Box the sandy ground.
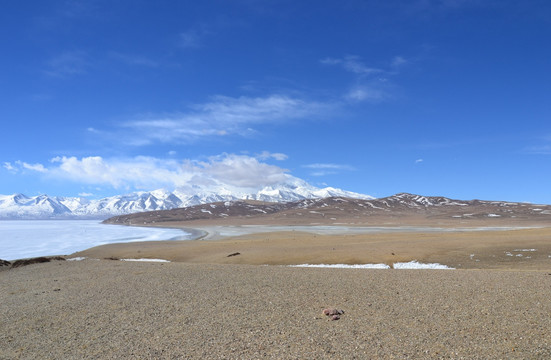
[2,260,551,359]
[72,226,551,270]
[3,224,551,358]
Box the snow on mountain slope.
[0,193,71,218]
[0,175,373,219]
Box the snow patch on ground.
[290,263,390,269]
[120,258,170,262]
[289,261,455,270]
[393,261,455,269]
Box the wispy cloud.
[44,50,90,77]
[321,55,383,76]
[415,158,424,163]
[4,161,49,173]
[179,24,211,48]
[8,153,290,191]
[3,162,15,171]
[257,151,288,161]
[523,145,551,155]
[115,94,329,145]
[391,56,408,68]
[346,86,388,103]
[303,163,355,176]
[322,54,406,103]
[108,52,159,67]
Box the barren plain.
[2,194,551,359]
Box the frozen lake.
[0,220,191,260]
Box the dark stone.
[323,308,344,316]
[0,259,11,267]
[227,252,241,257]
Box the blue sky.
[1,0,550,203]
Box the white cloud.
[118,94,328,145]
[3,162,15,171]
[415,158,424,163]
[78,192,94,197]
[16,161,48,173]
[303,163,355,176]
[196,154,288,188]
[257,151,288,161]
[48,156,186,189]
[16,153,290,191]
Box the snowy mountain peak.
[0,177,373,219]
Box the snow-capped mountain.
[0,176,373,219]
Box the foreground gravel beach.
[1,259,550,359]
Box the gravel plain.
[1,259,551,359]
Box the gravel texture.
[1,260,551,359]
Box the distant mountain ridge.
[0,176,373,220]
[104,192,551,227]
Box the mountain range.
[0,176,372,220]
[104,192,551,227]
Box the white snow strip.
[289,261,455,269]
[290,263,390,269]
[513,249,537,252]
[392,261,455,269]
[120,258,170,262]
[487,213,501,217]
[66,257,86,261]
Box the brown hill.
[103,193,551,227]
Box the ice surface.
[0,220,190,260]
